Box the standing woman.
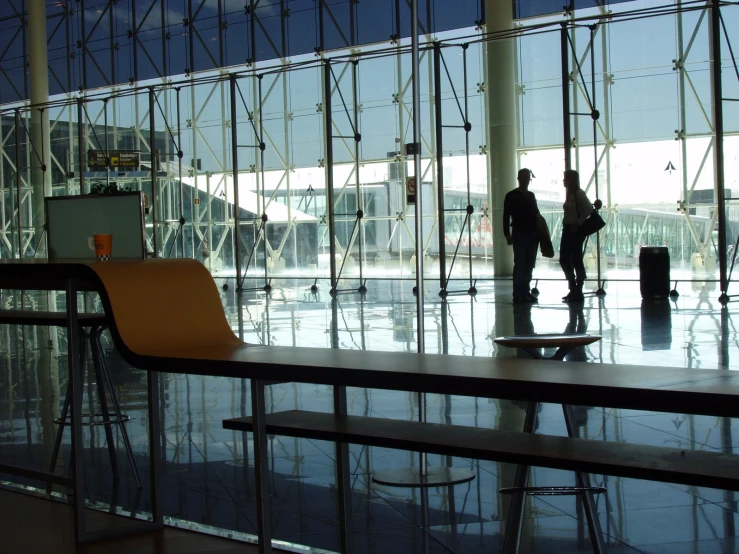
[560,169,593,302]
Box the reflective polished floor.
[1,276,739,553]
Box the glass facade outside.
[0,1,736,292]
[1,1,739,552]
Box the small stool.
[50,321,141,489]
[499,485,607,551]
[494,334,606,554]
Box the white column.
[484,0,517,276]
[28,0,57,466]
[28,0,51,236]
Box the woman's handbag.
[579,209,606,236]
[576,196,606,236]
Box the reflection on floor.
[1,277,738,553]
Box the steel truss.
[0,1,735,296]
[434,42,477,297]
[511,1,736,296]
[562,19,608,297]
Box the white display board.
[46,193,145,260]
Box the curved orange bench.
[88,259,244,361]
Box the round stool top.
[494,333,602,349]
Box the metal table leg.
[562,404,606,554]
[147,370,164,529]
[66,279,87,542]
[251,379,272,554]
[334,385,354,553]
[501,400,538,554]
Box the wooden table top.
[2,258,738,421]
[147,342,739,419]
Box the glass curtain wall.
[0,2,737,289]
[516,1,737,291]
[2,1,739,551]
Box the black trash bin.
[639,246,670,299]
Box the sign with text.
[406,177,416,205]
[88,150,140,169]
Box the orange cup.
[92,234,113,261]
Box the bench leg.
[334,385,354,553]
[49,332,87,477]
[251,379,272,554]
[562,405,606,554]
[65,280,88,543]
[92,326,142,489]
[90,331,119,481]
[501,400,538,554]
[147,371,164,529]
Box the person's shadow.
[512,302,535,358]
[510,303,542,424]
[564,304,592,428]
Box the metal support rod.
[678,0,689,246]
[149,88,159,257]
[14,110,22,256]
[410,0,426,482]
[325,60,338,292]
[352,60,364,287]
[445,214,471,284]
[336,217,359,283]
[177,88,185,257]
[434,43,447,291]
[590,26,603,289]
[258,76,269,288]
[710,0,728,296]
[463,46,473,290]
[103,100,111,189]
[239,220,265,289]
[231,76,243,285]
[411,0,424,352]
[561,25,572,171]
[77,99,86,196]
[80,0,88,90]
[600,12,613,247]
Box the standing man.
[503,168,540,303]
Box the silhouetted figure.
[504,168,540,304]
[560,169,593,303]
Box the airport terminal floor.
[1,276,738,553]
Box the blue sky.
[0,0,638,101]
